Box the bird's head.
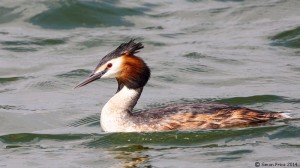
[75,40,151,90]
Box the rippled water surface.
[1,0,300,167]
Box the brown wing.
[131,102,285,131]
[161,106,284,130]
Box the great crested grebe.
[75,40,290,132]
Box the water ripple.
[1,38,66,46]
[56,69,91,78]
[67,113,99,127]
[271,27,300,48]
[0,133,90,144]
[0,76,26,84]
[0,7,22,24]
[216,95,300,105]
[1,38,67,52]
[85,125,287,148]
[183,52,241,64]
[28,0,149,29]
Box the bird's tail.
[278,112,292,119]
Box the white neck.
[100,86,142,132]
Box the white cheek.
[101,58,123,78]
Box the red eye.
[107,63,112,68]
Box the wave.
[28,0,149,29]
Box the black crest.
[114,39,144,56]
[95,39,144,69]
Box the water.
[1,0,300,167]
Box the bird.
[75,39,290,132]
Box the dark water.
[1,0,300,167]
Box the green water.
[1,0,300,167]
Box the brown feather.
[129,103,286,131]
[117,55,150,89]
